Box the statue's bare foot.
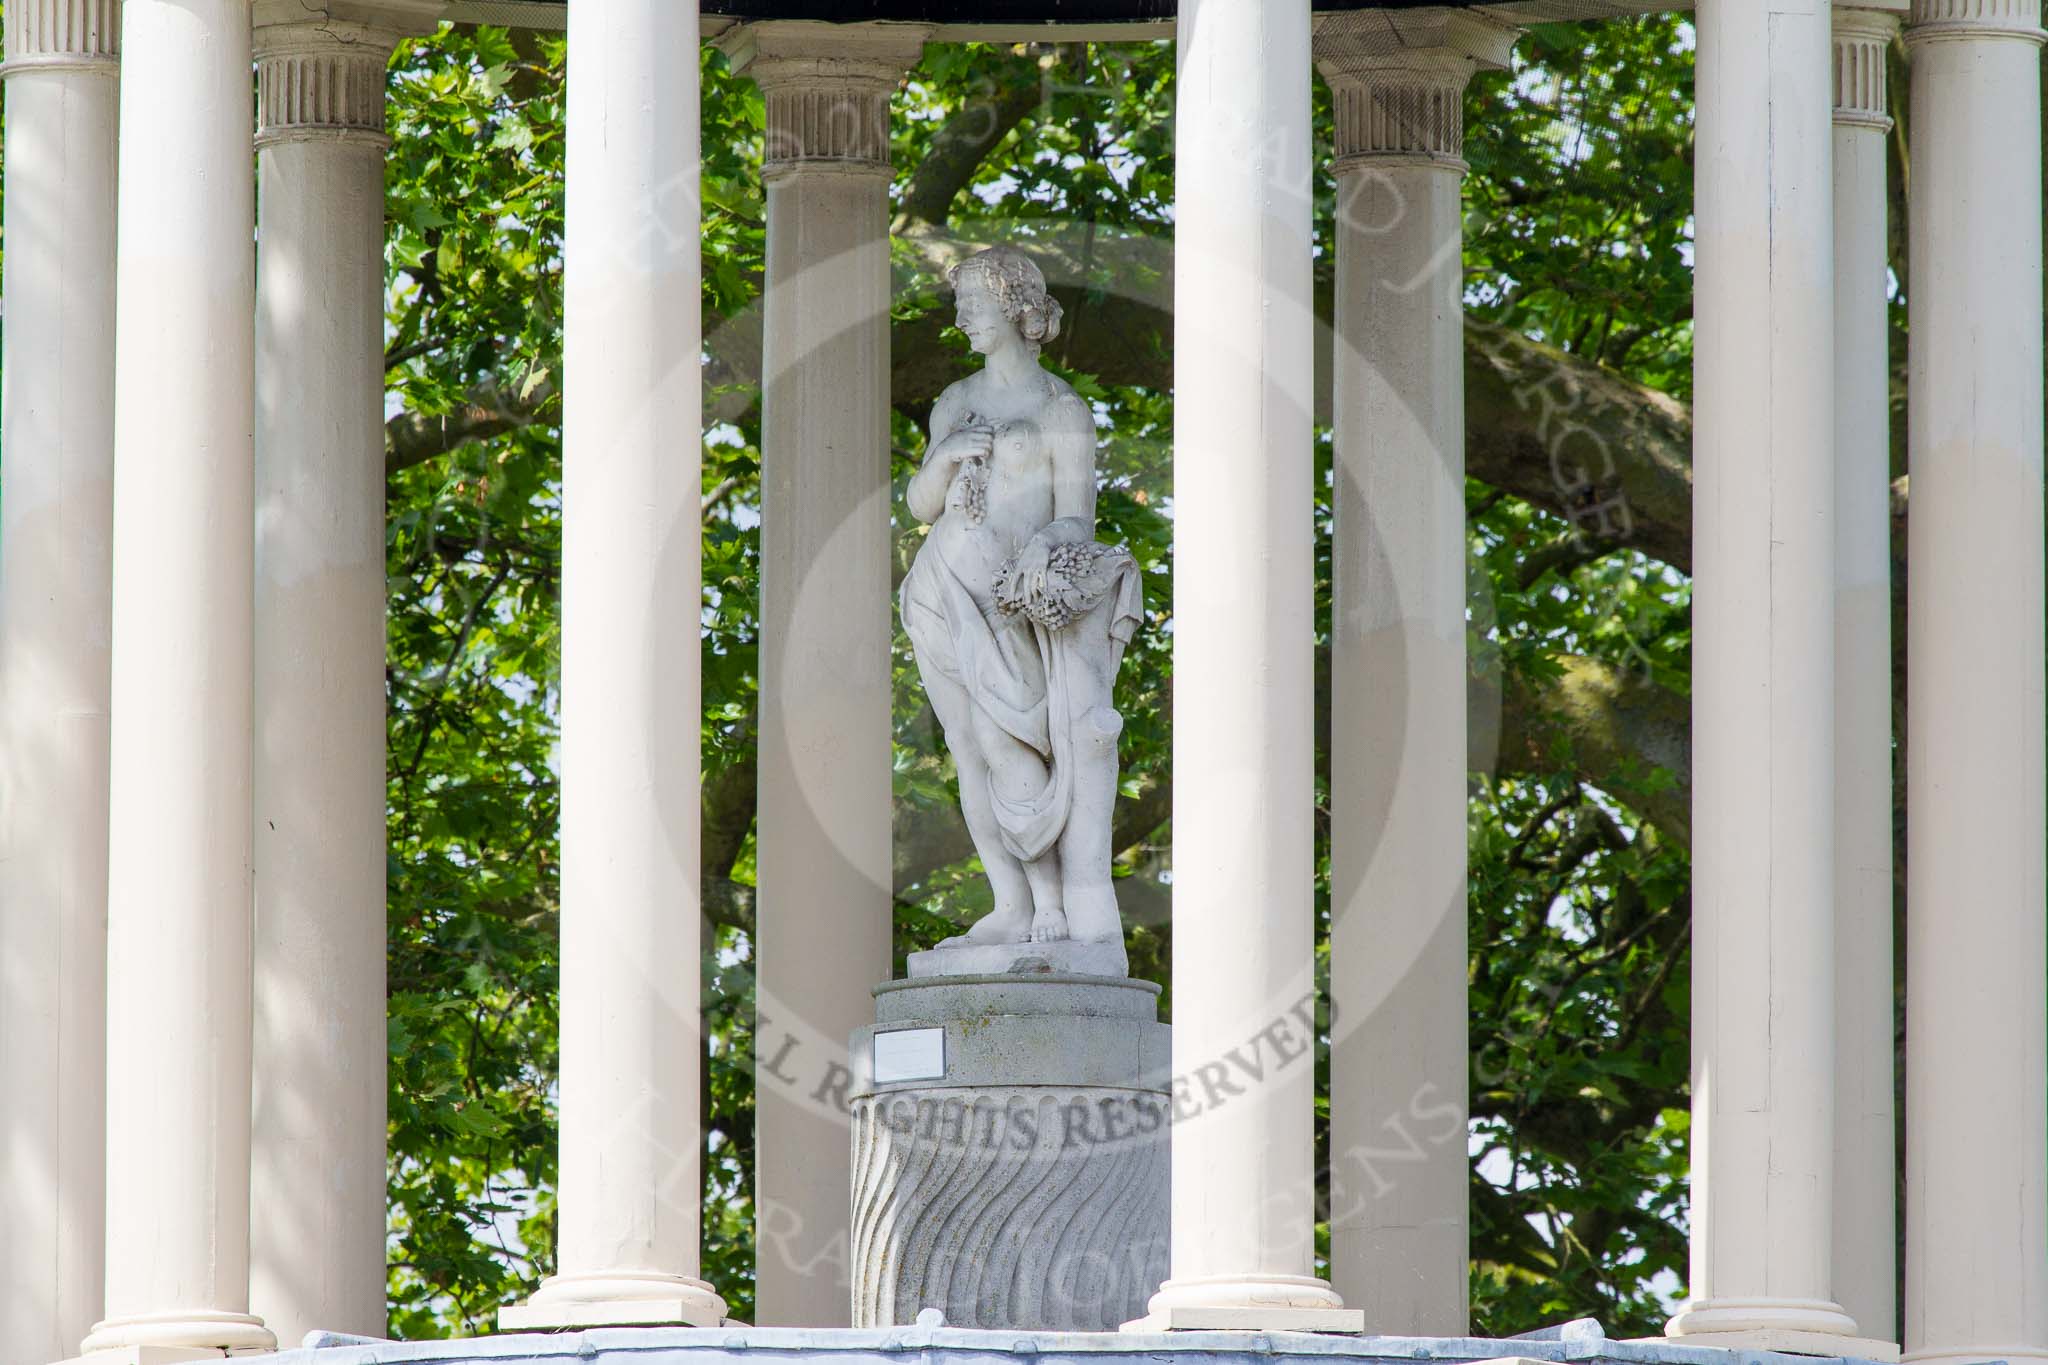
[938,903,1033,948]
[1029,906,1069,942]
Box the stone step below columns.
[1629,1331,1901,1361]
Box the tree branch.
[1478,653,1693,851]
[889,231,1697,574]
[386,231,1706,592]
[892,55,1046,233]
[385,375,555,478]
[1463,321,1694,574]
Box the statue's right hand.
[937,426,994,464]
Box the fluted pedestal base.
[850,973,1170,1330]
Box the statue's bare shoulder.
[1042,382,1095,438]
[929,382,974,441]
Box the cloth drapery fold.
[901,524,1141,863]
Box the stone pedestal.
[849,973,1170,1331]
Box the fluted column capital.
[2,0,119,77]
[1834,5,1903,130]
[1906,0,2046,45]
[1313,9,1519,174]
[252,0,443,147]
[718,20,930,181]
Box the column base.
[55,1350,249,1358]
[498,1271,729,1331]
[1121,1275,1365,1333]
[1666,1299,1864,1345]
[1636,1330,1900,1361]
[56,1348,270,1364]
[77,1312,276,1357]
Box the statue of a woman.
[901,247,1141,967]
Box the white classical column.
[1669,0,1860,1350]
[248,3,437,1345]
[1829,2,1903,1346]
[83,0,274,1354]
[0,1,119,1359]
[719,20,927,1327]
[1901,5,2048,1364]
[1316,12,1513,1337]
[1127,0,1359,1333]
[498,0,727,1332]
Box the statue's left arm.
[1042,390,1099,542]
[1007,391,1100,589]
[995,387,1139,646]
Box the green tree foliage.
[1460,25,1697,1329]
[374,18,1710,1339]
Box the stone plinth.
[848,974,1170,1331]
[257,1320,1909,1364]
[907,938,1128,980]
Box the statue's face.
[954,275,1009,356]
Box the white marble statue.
[901,246,1141,961]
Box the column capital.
[252,0,443,147]
[1906,0,2046,45]
[1313,9,1519,173]
[718,20,931,180]
[1833,5,1903,131]
[2,0,119,78]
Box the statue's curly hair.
[947,246,1064,346]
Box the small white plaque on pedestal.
[873,1027,945,1083]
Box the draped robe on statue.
[901,516,1142,864]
